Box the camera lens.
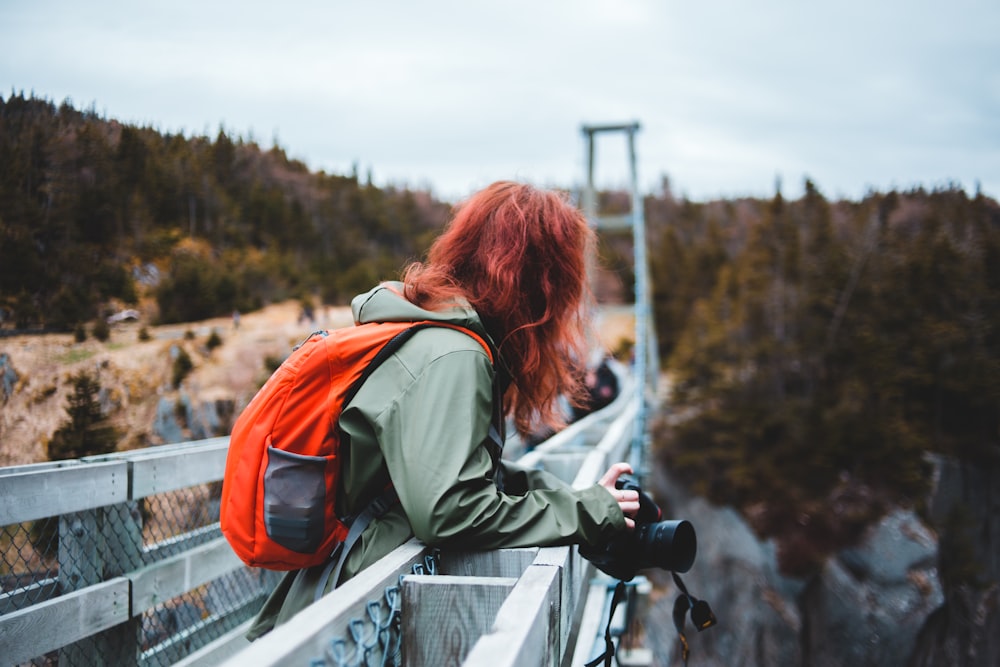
[636,519,696,573]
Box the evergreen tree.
[655,184,1000,572]
[48,371,119,460]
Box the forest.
[649,182,1000,572]
[3,92,998,572]
[0,92,450,330]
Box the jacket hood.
[351,282,489,339]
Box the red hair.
[403,181,595,435]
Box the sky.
[2,0,998,203]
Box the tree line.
[0,92,449,329]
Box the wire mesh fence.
[1,516,60,613]
[1,474,279,666]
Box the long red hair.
[403,181,595,435]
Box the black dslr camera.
[580,474,696,581]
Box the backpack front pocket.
[263,446,327,553]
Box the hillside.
[0,92,451,332]
[0,302,352,467]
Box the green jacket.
[247,283,624,639]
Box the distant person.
[232,310,240,330]
[247,181,639,639]
[572,354,620,421]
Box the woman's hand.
[598,462,639,530]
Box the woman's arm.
[373,349,628,549]
[500,460,638,529]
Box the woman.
[248,181,638,639]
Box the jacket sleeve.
[498,459,576,496]
[369,348,626,550]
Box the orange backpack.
[220,320,494,571]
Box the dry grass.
[0,302,352,467]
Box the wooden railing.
[1,364,641,666]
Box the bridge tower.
[579,122,658,481]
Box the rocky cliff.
[644,456,999,667]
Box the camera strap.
[671,572,718,665]
[583,580,628,667]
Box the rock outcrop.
[0,352,17,402]
[800,509,942,667]
[909,454,1000,667]
[152,393,237,444]
[641,454,999,667]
